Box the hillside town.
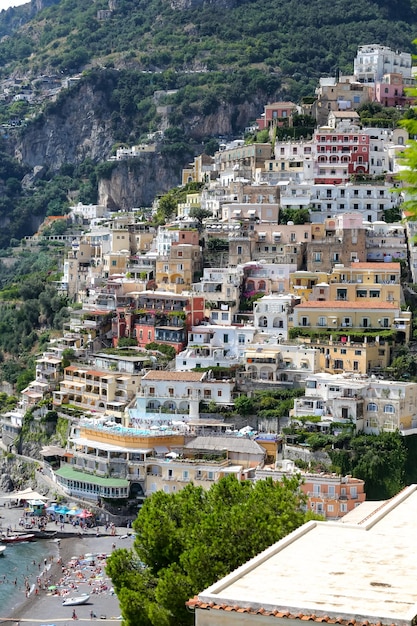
[4,43,417,522]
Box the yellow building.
[291,300,411,342]
[52,365,141,419]
[290,262,403,306]
[156,243,202,294]
[177,192,202,219]
[299,336,390,375]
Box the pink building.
[375,73,416,108]
[314,128,370,184]
[257,101,297,130]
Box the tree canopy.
[106,474,318,625]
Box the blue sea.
[0,539,58,616]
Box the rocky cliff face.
[15,82,115,170]
[186,101,261,139]
[13,71,264,208]
[98,156,182,209]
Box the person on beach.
[72,609,78,619]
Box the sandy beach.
[0,504,135,626]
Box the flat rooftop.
[194,485,417,625]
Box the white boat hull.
[62,594,90,606]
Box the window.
[328,485,335,496]
[369,290,380,298]
[327,504,334,513]
[223,334,229,343]
[384,404,395,413]
[318,316,327,327]
[340,503,347,513]
[367,403,377,412]
[354,350,362,356]
[221,312,228,320]
[238,334,245,344]
[301,317,309,327]
[314,252,321,262]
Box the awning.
[62,381,85,388]
[258,232,266,237]
[247,351,278,360]
[248,209,256,215]
[40,445,67,457]
[154,445,169,454]
[273,232,282,237]
[0,488,47,501]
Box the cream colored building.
[293,373,417,434]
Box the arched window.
[384,404,395,413]
[367,403,378,412]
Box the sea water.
[0,539,57,616]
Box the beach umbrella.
[55,506,70,515]
[67,509,82,516]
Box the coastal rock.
[98,156,181,209]
[0,473,14,492]
[15,82,114,171]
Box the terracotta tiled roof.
[294,301,397,309]
[186,597,394,626]
[142,371,205,382]
[350,262,400,270]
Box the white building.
[244,341,319,384]
[280,181,396,223]
[192,267,244,326]
[292,373,417,434]
[129,370,235,425]
[253,293,300,340]
[69,203,108,222]
[365,220,407,262]
[176,324,256,371]
[354,44,412,83]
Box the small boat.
[62,594,90,607]
[1,533,35,543]
[0,545,5,555]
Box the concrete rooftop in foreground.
[195,485,417,625]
